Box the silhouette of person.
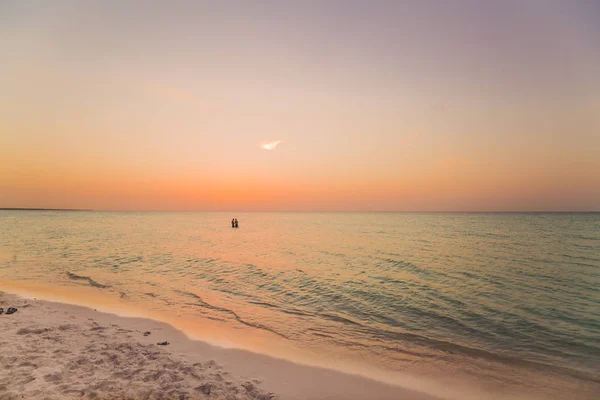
[234,218,238,228]
[231,218,235,228]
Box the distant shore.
[0,208,94,211]
[0,291,440,400]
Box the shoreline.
[1,280,460,397]
[0,291,442,400]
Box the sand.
[0,291,441,400]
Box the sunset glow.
[1,1,599,211]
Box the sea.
[0,211,598,399]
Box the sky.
[1,0,599,211]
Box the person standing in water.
[234,218,239,228]
[231,218,235,228]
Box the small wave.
[319,313,364,327]
[310,332,335,339]
[372,343,440,359]
[249,301,282,309]
[367,325,600,384]
[66,272,109,289]
[115,256,143,266]
[248,301,314,317]
[176,290,289,339]
[281,309,314,317]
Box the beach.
[0,291,441,400]
[1,212,599,400]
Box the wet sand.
[0,292,440,400]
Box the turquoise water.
[1,211,598,399]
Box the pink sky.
[1,1,599,211]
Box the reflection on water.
[1,211,599,399]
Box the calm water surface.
[0,212,598,399]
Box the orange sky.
[1,1,599,211]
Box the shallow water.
[1,211,599,399]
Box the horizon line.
[1,208,598,213]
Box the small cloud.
[260,140,283,151]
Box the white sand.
[0,291,441,400]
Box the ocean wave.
[361,324,600,384]
[66,272,109,289]
[176,290,289,339]
[248,301,314,317]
